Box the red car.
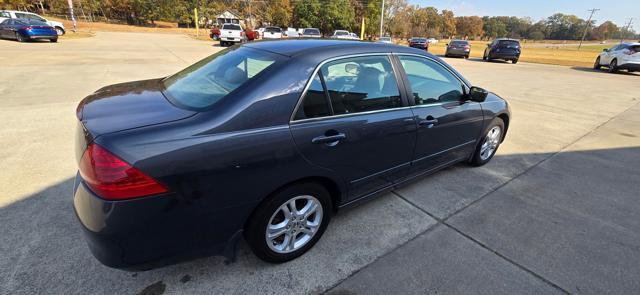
[210,26,220,40]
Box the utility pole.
[578,8,599,50]
[67,0,77,32]
[620,18,633,43]
[379,0,385,38]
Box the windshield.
[222,24,241,30]
[304,29,320,35]
[266,27,281,33]
[162,47,281,110]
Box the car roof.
[243,39,425,57]
[1,10,36,14]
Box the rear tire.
[608,59,618,73]
[50,38,58,43]
[470,118,505,167]
[245,182,332,263]
[465,55,469,59]
[593,57,601,70]
[15,32,26,42]
[512,59,518,64]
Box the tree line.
[1,0,637,40]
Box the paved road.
[1,32,639,295]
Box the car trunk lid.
[76,78,196,138]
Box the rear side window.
[321,56,401,115]
[162,47,281,110]
[294,74,330,120]
[630,45,640,53]
[222,24,241,30]
[304,29,320,35]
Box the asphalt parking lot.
[1,32,639,295]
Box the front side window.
[321,56,401,115]
[162,47,281,110]
[398,56,464,105]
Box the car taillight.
[241,31,245,37]
[25,26,32,30]
[464,45,470,49]
[79,144,169,200]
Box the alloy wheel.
[265,195,323,254]
[479,126,501,161]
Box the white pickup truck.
[219,23,245,47]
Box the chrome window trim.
[289,53,406,124]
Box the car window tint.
[162,47,280,110]
[15,13,27,18]
[399,56,463,105]
[321,56,401,115]
[222,24,241,30]
[294,73,330,120]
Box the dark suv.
[483,38,521,64]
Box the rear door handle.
[311,133,346,144]
[418,117,438,127]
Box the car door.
[601,45,619,64]
[290,54,417,201]
[395,54,484,176]
[0,19,14,38]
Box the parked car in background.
[594,43,640,73]
[263,26,282,39]
[73,39,510,270]
[409,37,429,51]
[483,38,521,64]
[0,19,58,42]
[348,32,360,40]
[284,28,300,38]
[331,30,351,39]
[427,37,438,44]
[378,36,392,44]
[0,10,65,35]
[256,27,265,38]
[245,29,259,41]
[301,28,321,38]
[445,40,471,58]
[219,23,245,47]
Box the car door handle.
[418,117,438,126]
[311,133,346,144]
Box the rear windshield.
[162,47,281,110]
[304,28,320,35]
[380,37,391,41]
[266,27,281,33]
[451,41,468,45]
[222,24,241,30]
[334,31,348,36]
[498,40,520,47]
[414,38,426,42]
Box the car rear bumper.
[447,49,470,56]
[489,52,520,60]
[410,44,428,50]
[72,173,248,270]
[221,37,241,42]
[618,61,640,71]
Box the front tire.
[245,182,332,263]
[470,118,505,166]
[608,59,618,73]
[50,38,58,43]
[512,59,518,64]
[593,57,601,70]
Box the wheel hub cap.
[480,126,502,161]
[266,195,323,254]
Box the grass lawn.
[425,40,609,68]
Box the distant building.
[216,10,240,25]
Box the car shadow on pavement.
[571,66,639,76]
[1,146,639,294]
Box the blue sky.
[408,0,638,27]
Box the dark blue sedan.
[0,18,58,42]
[73,40,511,270]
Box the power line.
[578,8,598,50]
[620,18,633,43]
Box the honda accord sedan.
[73,39,510,270]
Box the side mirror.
[468,86,488,102]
